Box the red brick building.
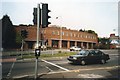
[15,25,98,49]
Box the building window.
[62,32,64,36]
[56,31,59,35]
[94,37,96,39]
[70,33,72,37]
[81,35,83,38]
[88,35,90,39]
[86,35,87,38]
[52,31,55,35]
[74,33,76,37]
[80,34,82,38]
[91,36,93,39]
[66,32,69,36]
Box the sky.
[0,0,119,38]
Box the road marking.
[78,74,104,78]
[13,75,29,78]
[47,65,119,74]
[71,65,119,72]
[45,66,53,72]
[7,61,15,77]
[41,59,69,71]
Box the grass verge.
[19,52,76,59]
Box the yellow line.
[72,66,119,72]
[48,66,119,74]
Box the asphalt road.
[2,49,119,79]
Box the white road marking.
[45,66,53,72]
[13,75,29,78]
[78,74,104,78]
[41,59,69,71]
[7,61,15,77]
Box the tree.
[79,29,98,35]
[15,31,22,45]
[98,37,110,49]
[87,30,98,35]
[2,15,16,49]
[79,29,84,32]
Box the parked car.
[67,50,110,65]
[34,44,47,51]
[116,45,120,49]
[70,46,81,51]
[40,45,47,51]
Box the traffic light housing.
[33,8,41,25]
[33,8,37,25]
[21,29,28,39]
[42,4,51,28]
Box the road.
[2,49,119,79]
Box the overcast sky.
[0,0,119,37]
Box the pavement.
[0,58,16,63]
[39,68,119,78]
[12,68,119,80]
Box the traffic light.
[21,29,28,39]
[42,4,51,28]
[33,8,37,25]
[33,8,41,25]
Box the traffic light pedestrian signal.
[35,49,41,58]
[42,4,51,28]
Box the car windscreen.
[77,50,89,56]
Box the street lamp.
[56,16,62,49]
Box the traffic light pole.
[35,4,40,79]
[34,3,50,79]
[21,39,24,58]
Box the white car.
[70,46,81,51]
[116,45,120,49]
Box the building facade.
[109,34,120,49]
[15,25,98,49]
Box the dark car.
[67,50,110,65]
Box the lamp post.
[56,16,62,49]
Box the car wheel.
[81,60,86,65]
[101,59,106,64]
